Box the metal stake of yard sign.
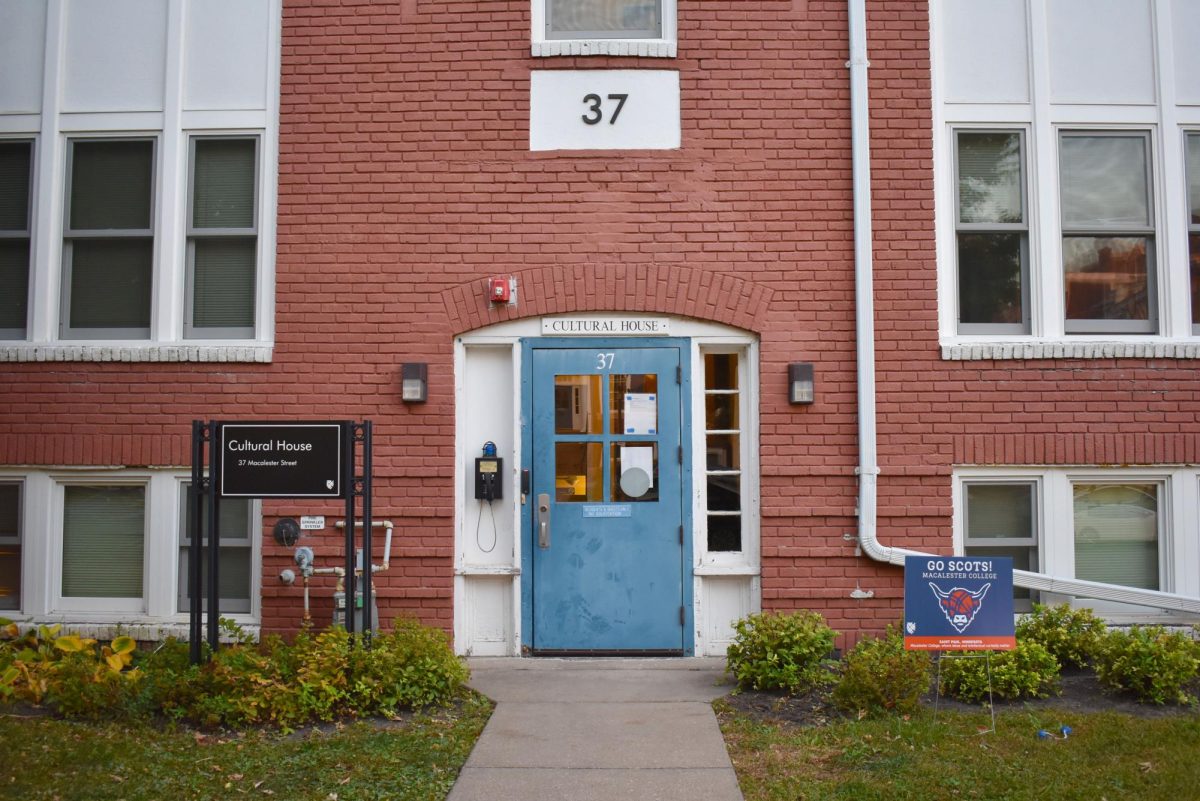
[188,419,374,664]
[933,651,996,735]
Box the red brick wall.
[4,1,1197,642]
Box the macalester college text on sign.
[220,423,343,498]
[903,555,1015,651]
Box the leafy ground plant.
[938,639,1060,703]
[1093,625,1200,706]
[833,626,932,717]
[0,693,491,801]
[726,610,837,694]
[717,703,1200,801]
[1016,603,1107,669]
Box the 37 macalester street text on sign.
[220,423,343,498]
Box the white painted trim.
[940,340,1200,360]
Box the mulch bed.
[723,668,1200,728]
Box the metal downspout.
[845,1,1200,615]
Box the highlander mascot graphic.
[929,582,991,633]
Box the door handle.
[537,493,551,549]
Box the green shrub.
[1016,603,1107,669]
[726,610,837,693]
[833,626,932,716]
[1093,625,1200,706]
[939,640,1060,703]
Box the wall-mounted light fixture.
[400,363,428,403]
[788,362,815,405]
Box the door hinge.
[676,365,682,384]
[677,445,683,464]
[679,606,685,626]
[678,525,684,545]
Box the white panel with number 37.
[530,70,680,151]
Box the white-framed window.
[61,138,157,339]
[933,0,1200,358]
[185,136,260,340]
[0,482,21,612]
[954,129,1030,334]
[1060,131,1156,334]
[961,479,1040,611]
[532,0,677,57]
[0,139,33,340]
[954,467,1194,619]
[56,480,148,613]
[702,351,744,552]
[177,482,253,614]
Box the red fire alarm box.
[488,276,512,304]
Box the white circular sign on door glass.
[619,467,651,498]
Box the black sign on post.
[190,420,372,664]
[220,423,343,498]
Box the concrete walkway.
[447,657,744,801]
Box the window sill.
[0,343,274,363]
[941,340,1200,361]
[6,615,260,643]
[532,39,676,58]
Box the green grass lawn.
[0,694,491,801]
[717,701,1200,801]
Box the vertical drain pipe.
[847,0,886,564]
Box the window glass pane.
[62,486,144,598]
[548,0,661,37]
[965,483,1034,539]
[704,353,738,390]
[957,132,1023,224]
[611,442,658,502]
[957,233,1024,325]
[1191,233,1200,324]
[704,392,738,431]
[1073,483,1159,591]
[193,238,256,328]
[1060,135,1150,228]
[1188,134,1200,225]
[180,547,251,613]
[707,515,741,552]
[0,141,31,231]
[555,375,602,435]
[193,139,255,229]
[963,545,1035,603]
[707,475,740,512]
[69,239,153,329]
[70,140,153,231]
[1063,236,1150,322]
[0,484,19,611]
[706,434,739,471]
[610,373,658,434]
[0,240,30,331]
[555,442,603,502]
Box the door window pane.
[707,515,741,553]
[1073,483,1159,591]
[610,373,658,434]
[611,442,658,502]
[0,484,20,611]
[704,353,738,390]
[555,442,603,502]
[706,434,740,471]
[704,392,738,432]
[548,0,661,38]
[555,375,602,435]
[62,486,145,598]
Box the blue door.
[527,343,686,653]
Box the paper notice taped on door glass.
[620,446,654,489]
[623,393,657,434]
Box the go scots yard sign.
[903,555,1016,651]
